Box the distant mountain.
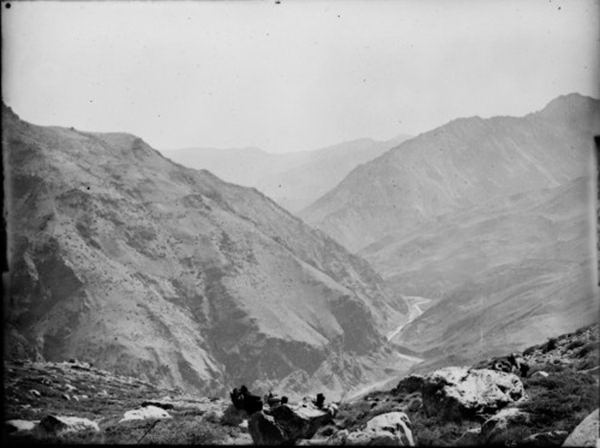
[301,93,600,362]
[161,135,411,212]
[3,104,409,398]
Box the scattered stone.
[62,393,70,401]
[521,430,568,446]
[562,408,598,447]
[5,419,37,433]
[36,415,100,436]
[29,389,41,397]
[119,405,172,423]
[421,367,526,420]
[530,371,549,379]
[65,383,77,392]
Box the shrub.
[520,370,598,433]
[541,338,558,353]
[575,341,599,359]
[566,339,585,351]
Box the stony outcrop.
[562,408,599,447]
[35,415,100,436]
[119,405,172,423]
[328,412,414,446]
[421,367,525,420]
[248,400,336,445]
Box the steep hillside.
[301,93,599,364]
[302,93,598,252]
[3,104,409,398]
[161,136,410,212]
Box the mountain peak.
[536,92,600,119]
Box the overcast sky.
[2,0,599,153]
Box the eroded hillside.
[3,104,409,398]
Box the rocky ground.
[3,323,598,445]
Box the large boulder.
[421,367,525,420]
[248,412,287,445]
[35,415,100,436]
[480,407,530,444]
[328,412,415,446]
[248,401,335,445]
[562,408,599,447]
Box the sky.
[2,0,599,153]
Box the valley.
[161,135,410,213]
[302,93,600,367]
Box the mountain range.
[301,93,599,364]
[160,135,410,212]
[3,104,410,398]
[4,92,597,403]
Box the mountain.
[2,104,409,398]
[301,93,600,362]
[161,135,410,212]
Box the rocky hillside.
[301,93,599,364]
[5,323,597,446]
[3,103,409,398]
[161,135,410,212]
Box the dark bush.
[575,341,599,359]
[566,339,585,351]
[541,338,558,353]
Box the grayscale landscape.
[2,0,599,446]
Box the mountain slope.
[3,104,408,398]
[301,93,599,363]
[161,136,410,212]
[302,93,599,252]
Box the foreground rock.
[522,430,569,447]
[35,415,100,436]
[421,367,525,420]
[562,408,599,447]
[248,401,336,445]
[119,405,172,423]
[331,412,415,446]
